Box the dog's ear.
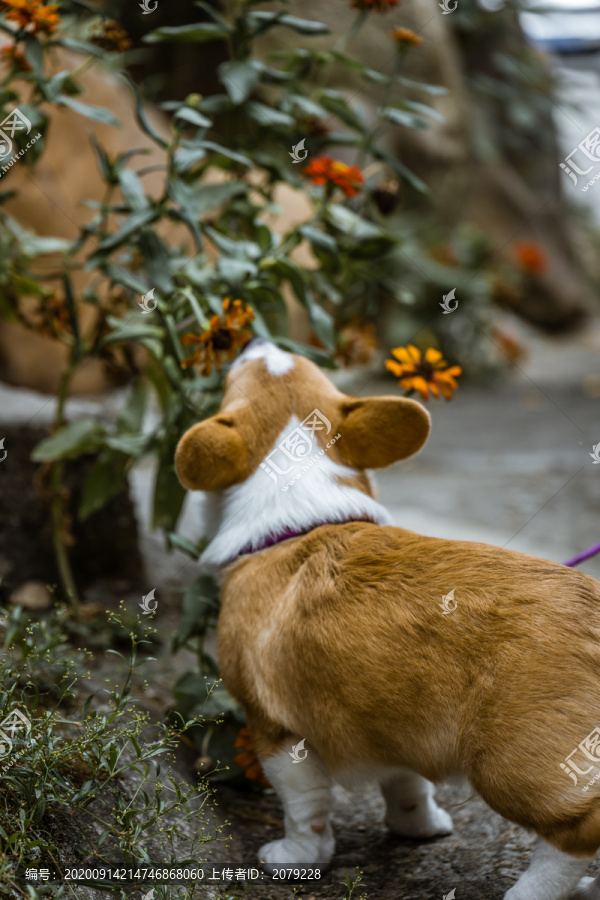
[336,396,430,470]
[175,416,252,491]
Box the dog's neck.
[198,416,392,574]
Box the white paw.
[386,802,454,839]
[569,877,598,900]
[259,835,333,868]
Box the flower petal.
[424,347,443,364]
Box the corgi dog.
[175,338,600,900]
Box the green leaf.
[250,59,294,84]
[193,1,231,30]
[299,224,337,254]
[173,145,208,173]
[104,264,147,295]
[167,532,205,560]
[3,215,71,256]
[319,89,366,132]
[105,433,149,456]
[32,419,105,462]
[63,271,81,361]
[197,141,253,167]
[218,60,260,105]
[137,230,175,294]
[305,297,335,350]
[56,95,120,127]
[379,106,429,130]
[117,380,148,433]
[121,73,169,149]
[397,75,448,95]
[101,317,164,348]
[326,205,396,257]
[287,93,329,119]
[79,450,127,521]
[217,257,257,286]
[54,37,105,58]
[18,235,71,256]
[168,178,246,218]
[246,102,295,128]
[271,259,334,350]
[174,107,212,129]
[371,144,428,194]
[118,169,148,211]
[166,208,203,253]
[153,445,186,531]
[248,11,329,35]
[274,337,337,369]
[205,227,261,259]
[326,205,383,240]
[174,575,219,648]
[402,99,445,122]
[89,134,114,184]
[95,208,158,252]
[23,35,43,78]
[144,22,231,43]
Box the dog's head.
[175,339,430,494]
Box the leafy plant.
[0,604,219,898]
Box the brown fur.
[177,347,600,861]
[175,353,430,490]
[218,524,600,857]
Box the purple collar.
[237,516,376,559]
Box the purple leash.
[563,542,600,568]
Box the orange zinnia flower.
[234,727,271,788]
[389,26,423,46]
[386,344,462,401]
[89,19,132,53]
[352,0,399,10]
[493,328,524,366]
[513,240,547,276]
[303,157,364,198]
[1,43,32,71]
[180,298,254,375]
[0,0,59,35]
[336,319,379,367]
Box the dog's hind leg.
[570,876,600,900]
[503,839,591,900]
[381,769,453,839]
[259,741,335,867]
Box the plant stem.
[50,357,81,619]
[334,9,368,54]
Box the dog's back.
[176,340,600,897]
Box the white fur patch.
[259,747,335,867]
[232,340,294,375]
[198,415,392,573]
[503,839,591,900]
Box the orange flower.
[493,328,525,366]
[372,177,401,216]
[336,319,379,367]
[234,727,271,788]
[352,0,399,11]
[513,240,547,276]
[389,26,423,46]
[180,298,254,375]
[303,157,364,198]
[386,344,462,401]
[89,19,132,53]
[0,0,59,35]
[1,44,32,72]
